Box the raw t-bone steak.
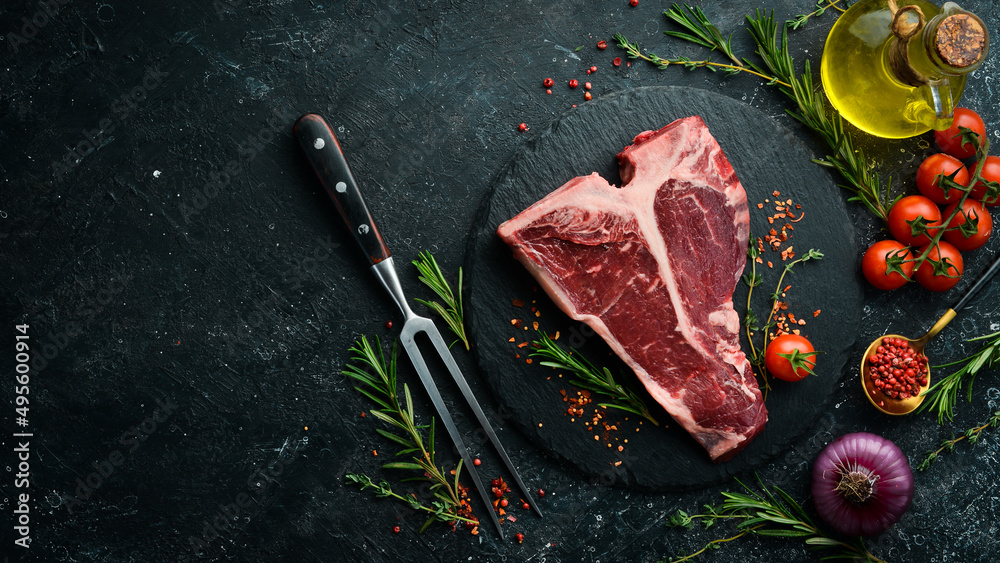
[496,116,766,461]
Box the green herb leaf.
[413,250,470,350]
[530,332,659,425]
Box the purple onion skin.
[811,431,914,537]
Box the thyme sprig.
[744,247,824,392]
[613,33,788,86]
[413,250,469,350]
[343,335,475,532]
[663,3,743,67]
[920,330,1000,423]
[917,411,1000,471]
[530,332,659,425]
[663,477,885,563]
[345,473,477,528]
[786,0,846,30]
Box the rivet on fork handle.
[293,113,390,266]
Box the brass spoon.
[861,253,1000,415]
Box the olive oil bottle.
[821,0,988,139]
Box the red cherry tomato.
[764,334,817,382]
[943,199,993,251]
[861,240,915,290]
[916,153,970,204]
[970,155,1000,206]
[887,195,944,246]
[934,107,987,160]
[914,241,964,292]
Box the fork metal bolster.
[370,258,415,319]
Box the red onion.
[811,432,913,537]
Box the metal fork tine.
[399,330,505,539]
[423,325,543,517]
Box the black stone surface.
[466,85,860,490]
[2,1,999,562]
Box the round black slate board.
[464,86,862,491]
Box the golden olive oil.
[820,0,966,139]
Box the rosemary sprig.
[743,10,894,221]
[530,332,659,425]
[786,0,847,30]
[664,3,743,67]
[917,411,1000,471]
[613,33,788,86]
[920,330,1000,423]
[413,250,470,350]
[664,477,885,563]
[343,335,474,532]
[345,473,477,528]
[618,6,894,220]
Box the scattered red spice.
[814,309,821,317]
[372,450,378,456]
[584,92,592,101]
[546,89,552,94]
[597,40,608,50]
[518,123,528,132]
[543,77,554,88]
[522,501,530,510]
[537,488,546,497]
[512,298,524,307]
[584,82,592,90]
[516,532,525,543]
[500,499,509,508]
[630,0,638,6]
[569,79,579,88]
[473,458,481,466]
[868,337,928,400]
[589,65,597,73]
[613,57,622,66]
[385,320,393,329]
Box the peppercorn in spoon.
[861,252,1000,415]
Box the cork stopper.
[934,14,986,68]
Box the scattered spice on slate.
[393,525,401,534]
[613,57,622,66]
[385,320,393,329]
[543,77,554,87]
[597,40,608,50]
[516,532,525,543]
[589,65,597,73]
[568,79,579,88]
[518,123,528,132]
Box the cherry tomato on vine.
[943,199,993,251]
[861,240,915,290]
[914,241,964,292]
[887,195,944,246]
[916,153,970,204]
[934,107,987,160]
[970,155,1000,205]
[764,334,818,382]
